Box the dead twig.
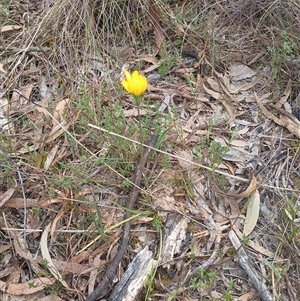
[86,134,158,301]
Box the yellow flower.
[121,70,148,97]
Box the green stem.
[137,104,144,158]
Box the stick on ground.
[228,230,274,301]
[86,135,158,301]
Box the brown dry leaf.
[0,25,22,32]
[88,255,105,295]
[1,290,63,301]
[152,187,181,218]
[8,258,21,284]
[52,98,70,128]
[148,0,165,51]
[0,245,11,253]
[278,78,292,107]
[207,77,221,92]
[243,189,260,236]
[0,278,55,295]
[203,82,221,100]
[219,71,264,94]
[175,149,194,170]
[40,224,69,288]
[230,139,248,147]
[52,259,90,275]
[255,93,300,138]
[50,210,64,243]
[124,108,148,117]
[23,84,34,101]
[221,97,236,123]
[44,144,59,170]
[0,188,15,207]
[2,198,42,208]
[237,292,255,301]
[135,55,159,64]
[228,173,257,199]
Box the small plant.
[267,29,297,76]
[45,280,63,296]
[158,42,178,76]
[263,259,287,286]
[208,140,228,170]
[241,234,250,246]
[282,193,300,243]
[190,268,217,293]
[223,279,234,301]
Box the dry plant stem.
[228,230,274,301]
[86,134,158,301]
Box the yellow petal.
[121,70,148,97]
[132,70,139,80]
[124,70,131,80]
[121,79,130,93]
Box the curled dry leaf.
[40,224,69,288]
[44,144,59,170]
[0,188,15,207]
[0,63,6,73]
[227,173,257,199]
[1,25,22,32]
[52,98,71,128]
[203,81,221,100]
[0,278,55,295]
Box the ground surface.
[0,1,300,301]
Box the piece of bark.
[109,246,157,301]
[161,213,188,269]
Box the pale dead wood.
[161,213,188,269]
[109,246,157,301]
[228,230,274,301]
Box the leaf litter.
[1,0,300,300]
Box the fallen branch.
[86,134,158,301]
[228,230,274,301]
[109,246,157,301]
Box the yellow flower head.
[121,70,148,97]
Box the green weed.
[158,42,179,76]
[268,29,297,76]
[190,267,217,293]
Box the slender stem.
[137,104,144,157]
